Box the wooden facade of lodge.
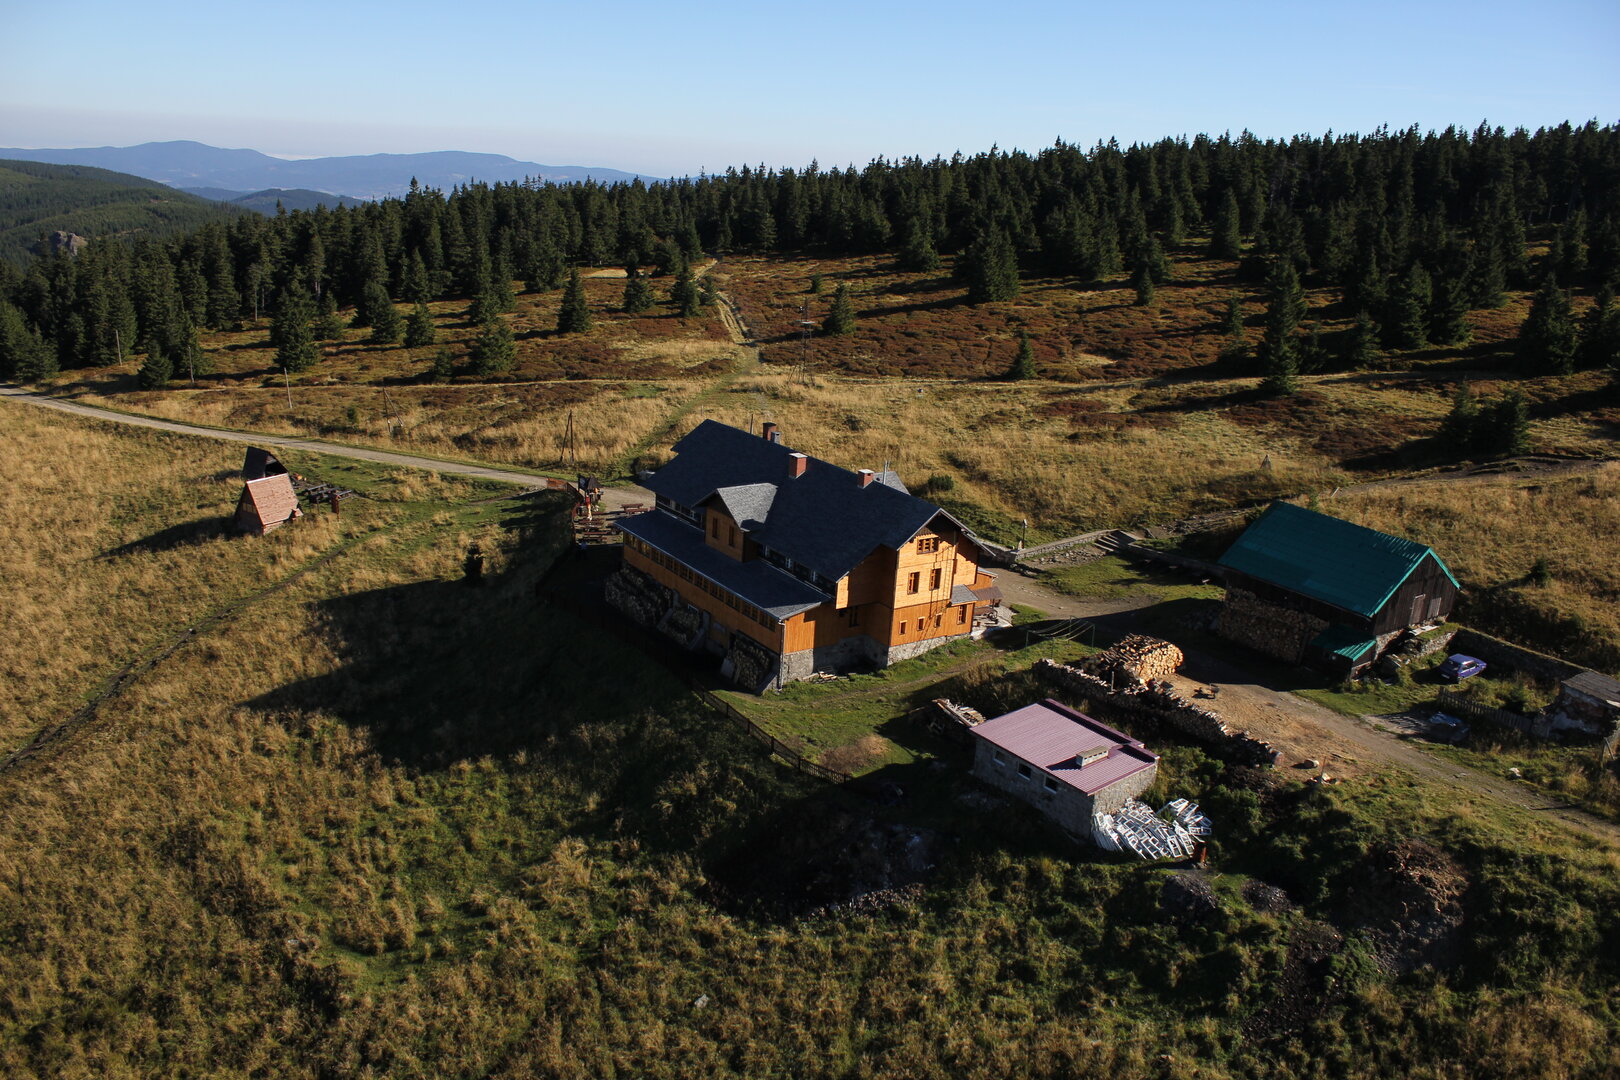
[611,421,998,690]
[1216,502,1460,677]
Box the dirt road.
[0,385,654,511]
[994,569,1620,847]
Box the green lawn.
[1041,554,1223,604]
[716,634,1100,775]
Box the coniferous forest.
[3,122,1619,384]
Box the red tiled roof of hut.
[236,474,302,534]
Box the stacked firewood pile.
[1218,588,1324,664]
[1085,635,1185,686]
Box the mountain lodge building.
[609,420,1000,690]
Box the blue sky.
[3,0,1616,176]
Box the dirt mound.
[1241,879,1296,914]
[708,802,942,919]
[1341,839,1468,973]
[1242,920,1345,1042]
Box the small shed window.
[957,606,968,624]
[1017,763,1031,780]
[1043,777,1058,792]
[992,750,1005,766]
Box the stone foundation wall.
[1036,658,1281,767]
[884,632,972,667]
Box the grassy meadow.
[3,400,1620,1078]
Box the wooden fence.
[1437,689,1552,738]
[544,586,849,785]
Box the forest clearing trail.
[0,385,654,510]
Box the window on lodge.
[916,537,939,554]
[933,614,942,628]
[728,525,736,546]
[907,572,920,594]
[897,620,906,636]
[916,618,924,632]
[957,605,968,624]
[929,568,941,590]
[710,516,720,538]
[847,608,860,627]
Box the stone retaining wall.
[1036,658,1281,767]
[1449,628,1585,684]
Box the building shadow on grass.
[102,517,230,558]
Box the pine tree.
[429,347,456,382]
[671,264,702,317]
[471,316,515,375]
[402,251,432,303]
[961,228,1020,304]
[171,315,209,383]
[404,302,437,347]
[1346,309,1381,369]
[0,301,46,380]
[622,267,655,314]
[823,282,856,335]
[1005,329,1036,380]
[1519,275,1578,375]
[1221,293,1245,340]
[1256,259,1304,395]
[556,269,592,334]
[1217,293,1249,370]
[137,347,172,390]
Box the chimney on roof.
[788,452,808,478]
[761,422,780,444]
[858,469,875,487]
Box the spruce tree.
[1132,261,1155,306]
[1428,274,1472,346]
[471,316,515,375]
[898,218,940,272]
[1440,383,1480,456]
[1221,293,1245,340]
[824,282,856,335]
[1577,285,1620,370]
[671,264,702,317]
[1256,259,1304,395]
[272,290,319,373]
[1005,330,1036,380]
[313,291,345,340]
[1383,264,1431,350]
[622,267,654,313]
[429,347,456,382]
[556,269,592,334]
[1485,391,1530,456]
[0,301,45,380]
[1346,309,1381,369]
[369,293,402,345]
[1211,193,1244,262]
[137,347,171,390]
[1218,293,1249,369]
[402,251,432,303]
[171,316,209,383]
[962,228,1020,304]
[1519,275,1578,375]
[404,302,437,347]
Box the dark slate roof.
[243,447,286,480]
[1564,671,1620,704]
[647,420,978,580]
[1218,502,1460,619]
[619,508,828,620]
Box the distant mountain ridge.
[0,141,654,200]
[0,159,245,263]
[178,187,367,214]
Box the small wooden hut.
[235,474,303,535]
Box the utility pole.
[562,410,577,469]
[283,366,293,410]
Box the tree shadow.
[102,517,231,558]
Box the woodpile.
[1086,635,1184,686]
[1218,587,1325,663]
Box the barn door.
[1409,593,1427,624]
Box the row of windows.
[625,537,774,628]
[758,543,834,592]
[894,607,969,636]
[990,750,1060,792]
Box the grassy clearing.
[2,408,1619,1078]
[1042,555,1225,604]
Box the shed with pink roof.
[969,699,1158,837]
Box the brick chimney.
[788,452,808,478]
[761,422,780,444]
[858,469,875,487]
